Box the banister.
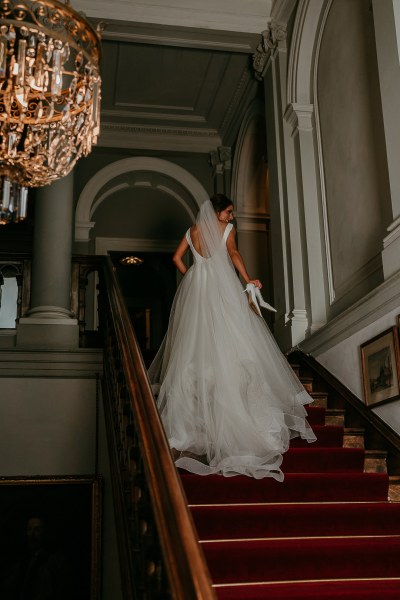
[289,349,400,473]
[101,256,215,599]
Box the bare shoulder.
[190,224,200,243]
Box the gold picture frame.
[360,327,400,407]
[0,475,102,600]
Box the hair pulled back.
[210,193,233,214]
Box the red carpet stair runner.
[180,365,400,599]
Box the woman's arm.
[172,234,189,275]
[226,227,262,289]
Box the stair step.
[325,408,345,426]
[364,449,388,474]
[305,406,326,425]
[290,363,300,377]
[203,536,400,584]
[181,472,389,504]
[344,427,365,448]
[214,578,400,600]
[191,502,400,540]
[310,391,328,408]
[306,406,345,426]
[282,447,365,473]
[300,376,313,393]
[291,425,344,447]
[389,476,400,502]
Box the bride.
[148,194,316,480]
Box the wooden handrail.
[290,349,400,473]
[102,256,215,599]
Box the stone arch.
[75,157,210,242]
[287,0,333,105]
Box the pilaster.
[284,102,327,334]
[255,23,312,349]
[373,0,400,278]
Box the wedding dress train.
[148,208,316,481]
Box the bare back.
[190,223,231,258]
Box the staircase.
[180,358,400,599]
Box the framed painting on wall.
[0,475,102,600]
[360,327,400,407]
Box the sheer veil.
[197,198,230,257]
[196,198,239,294]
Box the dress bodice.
[186,223,233,262]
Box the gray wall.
[318,0,391,316]
[0,375,122,600]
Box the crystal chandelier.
[0,0,101,224]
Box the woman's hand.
[248,279,262,289]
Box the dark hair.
[210,193,233,213]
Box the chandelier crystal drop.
[0,0,102,224]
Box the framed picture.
[0,475,102,600]
[360,327,400,407]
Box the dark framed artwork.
[360,327,400,407]
[0,475,102,600]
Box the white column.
[284,103,328,334]
[373,0,400,278]
[17,172,79,349]
[256,22,310,349]
[254,19,329,348]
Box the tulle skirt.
[148,259,316,480]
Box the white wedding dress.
[148,204,316,481]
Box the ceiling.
[99,40,257,152]
[72,1,271,153]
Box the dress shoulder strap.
[223,223,234,243]
[186,228,196,254]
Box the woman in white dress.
[148,194,316,480]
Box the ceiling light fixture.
[0,0,102,224]
[120,256,144,266]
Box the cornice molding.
[93,18,260,53]
[72,1,273,35]
[100,122,218,138]
[98,122,221,152]
[253,21,287,81]
[253,20,287,80]
[101,109,207,124]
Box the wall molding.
[73,0,273,35]
[0,349,103,378]
[300,270,400,355]
[331,254,383,309]
[98,122,221,152]
[95,237,180,255]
